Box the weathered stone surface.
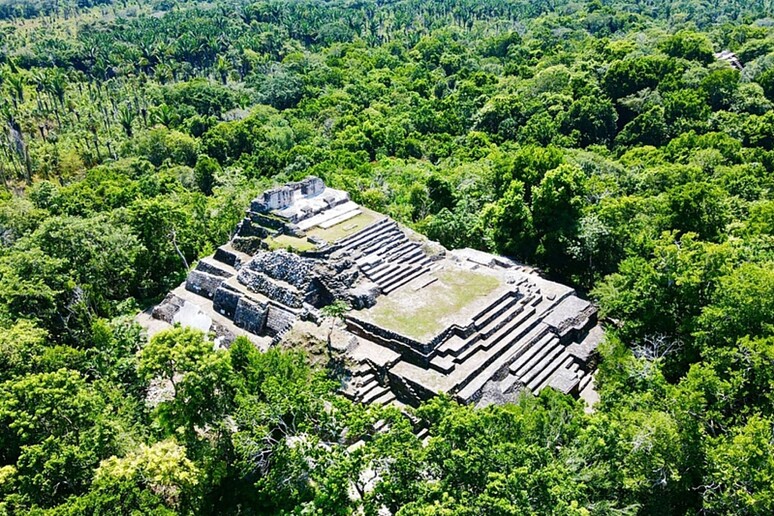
[246,250,316,289]
[195,258,233,278]
[151,292,184,323]
[238,268,302,308]
[213,285,241,318]
[235,218,269,238]
[234,297,267,334]
[185,270,223,299]
[348,282,381,309]
[231,236,266,255]
[265,305,295,336]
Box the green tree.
[193,155,220,196]
[138,327,235,437]
[532,164,588,277]
[704,416,774,513]
[660,30,714,63]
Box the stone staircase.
[334,218,433,294]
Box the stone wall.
[346,317,435,363]
[265,305,296,336]
[185,270,223,299]
[251,176,325,213]
[238,268,303,308]
[213,286,241,318]
[234,297,267,334]
[246,250,316,289]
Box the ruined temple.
[140,177,603,408]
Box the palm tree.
[151,104,178,128]
[215,55,230,85]
[6,74,25,107]
[48,69,67,109]
[118,103,135,137]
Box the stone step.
[297,201,361,231]
[338,219,395,250]
[363,258,390,275]
[357,254,383,270]
[395,248,425,268]
[498,374,521,395]
[196,256,237,278]
[477,297,529,338]
[543,366,581,395]
[455,305,538,363]
[482,305,541,349]
[436,334,467,356]
[509,331,557,378]
[350,335,402,369]
[404,249,429,266]
[318,207,362,230]
[390,243,422,263]
[382,240,415,261]
[352,362,373,378]
[368,263,403,283]
[383,268,429,295]
[429,353,456,374]
[335,217,390,246]
[522,344,566,390]
[380,235,412,257]
[361,384,389,404]
[371,390,397,407]
[358,372,378,391]
[354,227,400,254]
[454,323,550,402]
[412,257,435,269]
[214,243,252,268]
[380,267,426,294]
[531,354,574,393]
[355,376,382,400]
[357,229,404,255]
[472,291,517,326]
[372,263,412,286]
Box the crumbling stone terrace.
[139,177,603,409]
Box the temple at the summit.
[139,177,603,409]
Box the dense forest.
[0,0,773,513]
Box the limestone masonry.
[140,177,603,409]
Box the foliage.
[0,0,773,514]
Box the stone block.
[238,268,302,308]
[236,218,269,238]
[234,297,267,334]
[185,270,225,299]
[213,286,241,318]
[265,305,295,336]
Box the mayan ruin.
[141,177,603,408]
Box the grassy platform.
[265,234,317,253]
[361,268,501,341]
